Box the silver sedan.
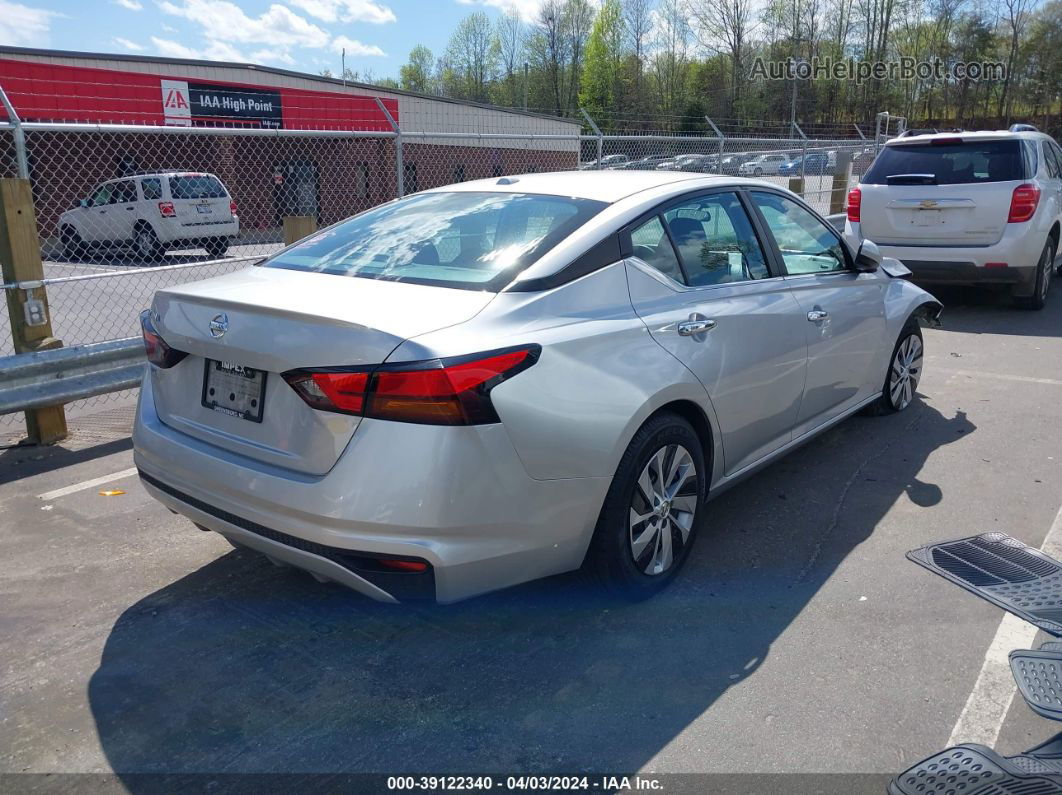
[133,171,941,603]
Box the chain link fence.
[1,89,876,433]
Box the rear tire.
[1015,239,1054,310]
[134,224,164,262]
[865,320,923,416]
[205,238,230,258]
[583,412,706,600]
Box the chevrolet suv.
[845,129,1062,309]
[59,172,239,262]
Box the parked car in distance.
[580,154,630,171]
[618,155,675,171]
[739,153,789,176]
[59,172,238,262]
[779,152,831,176]
[845,129,1062,309]
[135,170,941,604]
[718,153,754,175]
[656,154,717,173]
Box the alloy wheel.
[628,444,698,576]
[889,334,923,411]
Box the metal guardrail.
[0,337,144,415]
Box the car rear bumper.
[157,218,239,244]
[132,374,610,603]
[846,221,1044,296]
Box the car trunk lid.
[149,266,495,475]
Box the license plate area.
[201,360,266,422]
[196,204,213,214]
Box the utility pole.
[342,48,346,87]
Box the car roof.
[423,170,753,203]
[885,130,1051,146]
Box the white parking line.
[37,467,138,501]
[947,501,1062,747]
[937,368,1062,388]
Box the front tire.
[1015,239,1054,310]
[754,167,764,176]
[583,412,705,599]
[867,321,923,415]
[60,226,87,261]
[134,225,164,262]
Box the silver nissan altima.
[133,170,941,603]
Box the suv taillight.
[1007,184,1040,223]
[283,345,540,426]
[158,201,176,218]
[229,200,238,215]
[846,187,861,222]
[140,310,187,369]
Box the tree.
[444,12,497,102]
[689,0,756,117]
[400,45,435,94]
[494,9,525,107]
[579,0,625,128]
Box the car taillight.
[1007,184,1040,223]
[158,201,176,218]
[283,345,540,425]
[847,187,861,222]
[229,200,238,215]
[139,309,187,368]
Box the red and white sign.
[161,79,191,126]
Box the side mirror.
[855,239,882,272]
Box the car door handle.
[677,319,717,336]
[125,206,135,211]
[807,310,829,322]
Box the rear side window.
[169,175,227,199]
[262,191,607,291]
[141,178,162,200]
[864,140,1026,185]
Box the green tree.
[579,0,625,128]
[400,45,435,93]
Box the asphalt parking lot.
[2,284,1061,791]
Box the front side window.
[751,191,848,275]
[629,216,684,283]
[663,192,769,285]
[89,184,113,207]
[262,191,606,291]
[110,180,137,204]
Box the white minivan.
[59,171,239,262]
[845,129,1062,309]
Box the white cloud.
[331,35,385,57]
[114,37,144,51]
[251,48,295,65]
[113,0,143,10]
[286,0,395,24]
[0,1,58,47]
[151,36,299,66]
[150,36,200,59]
[158,0,330,48]
[161,23,178,32]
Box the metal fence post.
[852,123,867,141]
[704,115,724,172]
[793,122,808,197]
[374,97,403,198]
[580,109,603,167]
[0,178,66,444]
[0,84,29,179]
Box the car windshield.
[169,175,227,199]
[261,191,608,291]
[863,140,1025,184]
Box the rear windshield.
[863,140,1025,185]
[168,175,227,199]
[261,191,607,291]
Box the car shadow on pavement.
[87,398,974,778]
[924,284,1062,338]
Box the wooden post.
[830,151,853,215]
[283,215,317,246]
[0,178,67,444]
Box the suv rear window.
[168,175,227,199]
[262,191,607,291]
[863,140,1026,185]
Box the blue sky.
[0,0,537,81]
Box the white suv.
[845,129,1062,309]
[58,172,239,262]
[738,153,789,176]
